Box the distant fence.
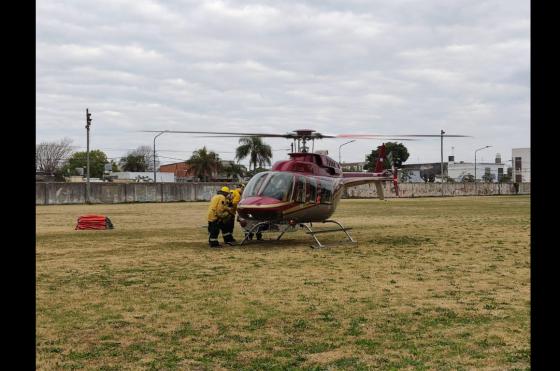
[36,182,530,205]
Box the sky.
[36,0,530,168]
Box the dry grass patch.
[36,196,530,370]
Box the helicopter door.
[305,177,317,204]
[293,175,305,203]
[318,179,333,204]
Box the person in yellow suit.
[222,184,244,244]
[207,186,234,247]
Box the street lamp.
[153,131,167,183]
[440,129,445,196]
[474,145,491,187]
[85,109,92,203]
[338,140,355,165]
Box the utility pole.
[86,109,92,203]
[440,129,445,197]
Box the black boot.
[224,235,237,246]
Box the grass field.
[36,196,530,370]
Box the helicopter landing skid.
[239,220,356,249]
[239,221,277,246]
[301,220,357,249]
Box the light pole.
[338,140,355,165]
[153,131,167,183]
[85,109,92,203]
[475,145,491,191]
[440,129,445,196]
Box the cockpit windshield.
[259,172,294,201]
[241,171,295,202]
[242,171,269,198]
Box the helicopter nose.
[237,196,284,220]
[239,196,283,207]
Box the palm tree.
[186,147,221,181]
[235,137,272,171]
[222,162,247,180]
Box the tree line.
[35,136,275,181]
[35,138,512,183]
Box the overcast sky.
[37,0,530,168]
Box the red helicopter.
[142,129,468,247]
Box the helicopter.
[141,129,468,248]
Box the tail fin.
[374,144,387,173]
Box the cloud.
[36,0,529,166]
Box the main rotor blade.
[375,138,418,141]
[138,130,293,138]
[188,135,274,138]
[312,134,337,138]
[336,134,471,138]
[137,130,468,139]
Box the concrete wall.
[36,182,237,205]
[36,182,530,205]
[344,182,530,199]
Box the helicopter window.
[319,179,333,204]
[242,171,269,198]
[305,177,317,203]
[259,172,294,202]
[293,176,305,202]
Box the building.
[512,148,530,183]
[400,153,509,183]
[400,162,447,182]
[65,176,105,183]
[447,153,508,183]
[111,172,175,182]
[340,162,366,172]
[159,160,245,182]
[159,162,193,178]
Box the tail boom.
[341,142,399,199]
[341,174,393,200]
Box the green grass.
[36,196,530,370]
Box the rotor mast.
[293,129,315,153]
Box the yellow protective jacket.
[230,189,241,212]
[207,194,231,222]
